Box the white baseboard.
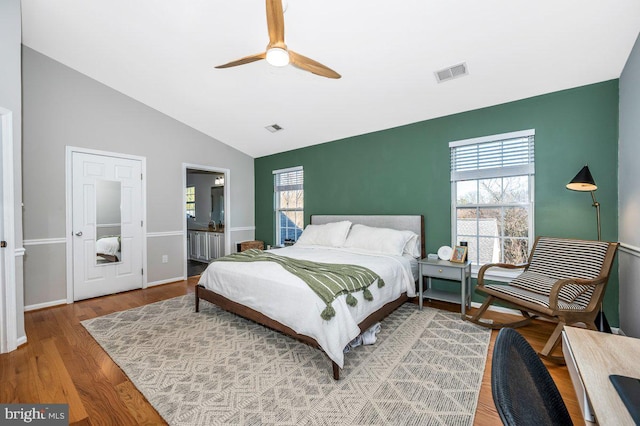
[471,301,520,316]
[472,301,623,334]
[24,299,67,312]
[146,276,186,287]
[16,335,27,346]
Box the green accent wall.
[255,80,620,325]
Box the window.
[450,129,534,268]
[186,186,195,218]
[274,166,304,246]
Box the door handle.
[75,231,83,236]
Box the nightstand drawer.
[420,264,462,280]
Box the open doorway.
[183,164,229,277]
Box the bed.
[96,236,120,263]
[195,214,425,379]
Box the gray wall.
[0,0,25,342]
[619,33,640,338]
[22,47,255,306]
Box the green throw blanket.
[216,249,385,320]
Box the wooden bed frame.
[195,214,424,380]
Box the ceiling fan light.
[266,48,290,67]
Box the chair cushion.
[510,271,589,303]
[484,284,588,311]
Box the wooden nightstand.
[418,258,471,317]
[237,240,264,252]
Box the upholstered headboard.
[310,215,425,259]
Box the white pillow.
[295,221,352,247]
[401,231,422,258]
[343,224,415,256]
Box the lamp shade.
[566,165,597,192]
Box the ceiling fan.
[215,0,341,79]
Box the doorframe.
[0,107,17,353]
[183,163,230,278]
[65,146,147,303]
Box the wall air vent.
[265,124,284,133]
[435,62,468,83]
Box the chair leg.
[539,321,566,364]
[465,295,494,325]
[465,295,534,330]
[585,321,598,331]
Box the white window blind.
[450,129,535,181]
[273,166,303,192]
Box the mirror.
[95,179,122,264]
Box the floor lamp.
[566,165,612,333]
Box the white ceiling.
[21,0,640,158]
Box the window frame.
[186,185,196,219]
[450,129,535,282]
[273,166,304,246]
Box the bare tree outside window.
[274,167,304,246]
[451,130,534,266]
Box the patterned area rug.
[82,295,491,425]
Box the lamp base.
[595,310,612,334]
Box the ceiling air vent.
[435,62,468,83]
[265,124,284,133]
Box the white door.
[72,152,143,300]
[0,109,17,353]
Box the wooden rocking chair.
[466,236,618,363]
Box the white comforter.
[96,236,119,256]
[198,246,416,368]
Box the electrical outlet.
[162,255,168,263]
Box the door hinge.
[141,268,144,275]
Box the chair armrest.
[477,262,529,286]
[548,276,608,310]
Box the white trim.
[0,107,17,354]
[228,226,256,232]
[24,299,67,312]
[448,129,535,148]
[619,242,640,257]
[472,301,622,335]
[472,301,521,316]
[272,165,303,175]
[14,248,25,257]
[146,276,186,287]
[66,146,148,302]
[23,237,66,246]
[16,336,26,346]
[183,163,231,280]
[147,231,184,238]
[96,223,120,228]
[470,265,521,282]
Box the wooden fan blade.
[215,52,266,69]
[266,0,285,48]
[289,50,341,79]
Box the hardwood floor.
[0,278,583,425]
